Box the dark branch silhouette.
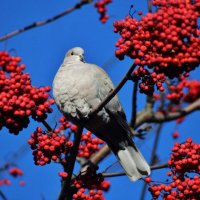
[58,125,83,200]
[0,0,93,42]
[102,163,168,178]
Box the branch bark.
[140,123,163,200]
[135,98,200,128]
[57,125,83,200]
[102,163,168,178]
[130,80,138,129]
[0,0,93,42]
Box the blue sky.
[0,1,200,200]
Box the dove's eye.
[71,52,74,55]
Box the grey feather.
[53,47,150,181]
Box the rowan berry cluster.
[0,179,11,186]
[183,80,200,103]
[78,131,104,159]
[166,78,200,104]
[0,51,54,134]
[114,0,200,94]
[28,126,70,166]
[94,0,112,23]
[148,138,200,199]
[9,167,23,177]
[72,167,110,200]
[0,164,24,187]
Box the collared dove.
[52,47,150,181]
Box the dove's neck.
[63,56,84,65]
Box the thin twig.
[130,80,138,128]
[41,119,53,132]
[147,0,152,12]
[140,123,163,200]
[0,0,93,42]
[0,190,7,200]
[102,163,168,178]
[57,125,83,200]
[89,64,137,117]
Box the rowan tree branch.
[102,163,168,178]
[140,123,163,200]
[57,125,83,200]
[135,98,200,128]
[0,0,93,42]
[41,119,53,132]
[147,0,152,12]
[0,190,7,200]
[130,79,138,129]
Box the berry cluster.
[78,131,104,159]
[58,171,68,179]
[183,80,200,103]
[28,126,70,166]
[9,167,23,177]
[133,68,166,94]
[166,77,200,104]
[114,0,200,94]
[168,138,200,175]
[149,138,200,199]
[0,164,24,187]
[94,0,112,23]
[0,179,11,186]
[72,167,110,200]
[0,51,54,134]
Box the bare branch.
[147,0,152,12]
[41,119,53,132]
[0,190,7,200]
[140,123,163,200]
[130,80,138,129]
[0,0,93,42]
[102,163,168,178]
[136,98,200,128]
[57,125,83,200]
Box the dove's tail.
[110,139,151,182]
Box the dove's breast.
[53,63,108,123]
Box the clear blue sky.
[0,1,199,200]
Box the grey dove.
[52,47,150,181]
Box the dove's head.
[65,47,84,62]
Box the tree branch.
[147,0,152,13]
[135,98,200,128]
[57,125,83,200]
[0,0,93,42]
[140,123,163,200]
[0,190,7,200]
[102,163,168,178]
[41,119,53,132]
[130,80,138,129]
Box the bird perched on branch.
[52,47,150,181]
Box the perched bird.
[52,47,150,181]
